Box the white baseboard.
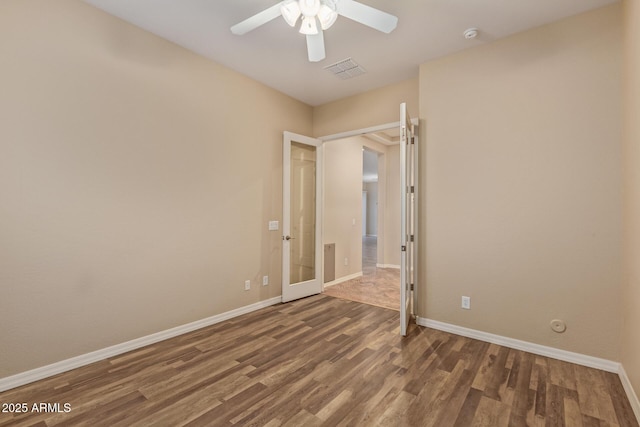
[376,264,400,269]
[415,317,620,373]
[0,296,282,393]
[619,365,640,423]
[323,272,363,288]
[416,317,640,424]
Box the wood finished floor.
[324,236,401,311]
[0,295,637,427]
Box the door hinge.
[410,185,415,193]
[401,245,406,252]
[411,136,415,145]
[410,235,414,242]
[410,283,414,291]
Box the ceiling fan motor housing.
[300,0,321,17]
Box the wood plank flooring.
[0,295,637,427]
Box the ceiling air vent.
[324,58,367,80]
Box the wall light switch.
[461,296,471,310]
[268,221,279,231]
[262,275,269,286]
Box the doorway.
[282,107,419,334]
[321,128,402,311]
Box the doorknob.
[283,235,295,241]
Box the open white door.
[282,131,323,303]
[400,103,418,336]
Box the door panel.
[282,132,323,302]
[400,103,418,336]
[290,141,316,283]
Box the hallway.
[323,236,400,310]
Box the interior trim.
[376,264,400,269]
[323,271,363,288]
[416,317,619,372]
[416,317,640,424]
[318,118,419,142]
[619,365,640,423]
[0,296,283,393]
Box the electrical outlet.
[461,296,471,309]
[262,275,269,286]
[244,280,251,291]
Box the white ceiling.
[83,0,617,106]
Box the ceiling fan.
[230,0,398,62]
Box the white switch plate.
[461,296,471,309]
[268,221,279,231]
[262,275,269,286]
[245,280,251,291]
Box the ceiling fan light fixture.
[299,0,321,17]
[317,3,338,30]
[281,1,301,27]
[299,15,319,35]
[231,0,398,63]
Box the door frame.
[318,118,419,314]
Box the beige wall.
[622,0,640,400]
[312,78,419,137]
[323,137,365,279]
[419,4,623,360]
[0,0,312,378]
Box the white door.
[400,103,418,336]
[282,131,323,303]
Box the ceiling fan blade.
[306,31,326,62]
[336,0,398,34]
[231,2,284,35]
